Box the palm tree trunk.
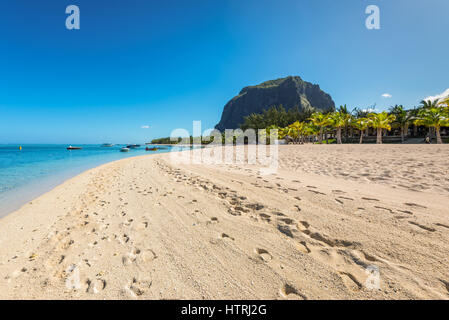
[319,127,323,143]
[401,125,405,143]
[436,127,443,144]
[359,131,363,144]
[376,127,382,144]
[337,127,342,144]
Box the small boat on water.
[67,146,82,150]
[126,144,140,149]
[101,143,114,147]
[146,147,158,151]
[120,147,130,152]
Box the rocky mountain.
[215,76,335,130]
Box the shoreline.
[0,145,448,299]
[0,144,183,218]
[0,153,155,220]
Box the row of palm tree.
[270,98,449,144]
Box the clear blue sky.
[0,0,448,144]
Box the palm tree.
[420,99,441,138]
[285,121,303,143]
[262,125,281,144]
[351,118,371,144]
[420,99,439,109]
[389,105,412,143]
[368,112,396,144]
[328,112,348,144]
[278,127,290,140]
[352,107,370,119]
[338,104,349,114]
[309,112,330,143]
[414,107,449,144]
[407,106,421,137]
[338,105,352,140]
[303,122,320,143]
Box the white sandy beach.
[0,145,448,299]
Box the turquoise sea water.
[0,144,181,216]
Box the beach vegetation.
[328,111,351,144]
[367,112,396,144]
[414,107,449,144]
[389,105,413,143]
[351,118,371,144]
[309,112,330,143]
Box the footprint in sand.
[221,233,234,241]
[279,283,307,300]
[209,217,219,224]
[114,234,130,244]
[435,223,449,229]
[279,218,295,225]
[259,213,271,222]
[245,203,265,211]
[339,272,363,291]
[127,277,152,297]
[60,239,75,250]
[137,222,149,230]
[374,206,394,213]
[359,250,378,262]
[255,248,272,262]
[86,278,106,294]
[440,280,449,293]
[404,202,427,209]
[122,255,134,266]
[140,249,157,262]
[297,241,311,254]
[277,224,294,238]
[298,221,310,229]
[227,208,242,216]
[408,221,436,232]
[361,197,380,202]
[309,190,326,195]
[122,248,142,266]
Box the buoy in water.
[19,146,22,150]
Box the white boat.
[120,147,130,152]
